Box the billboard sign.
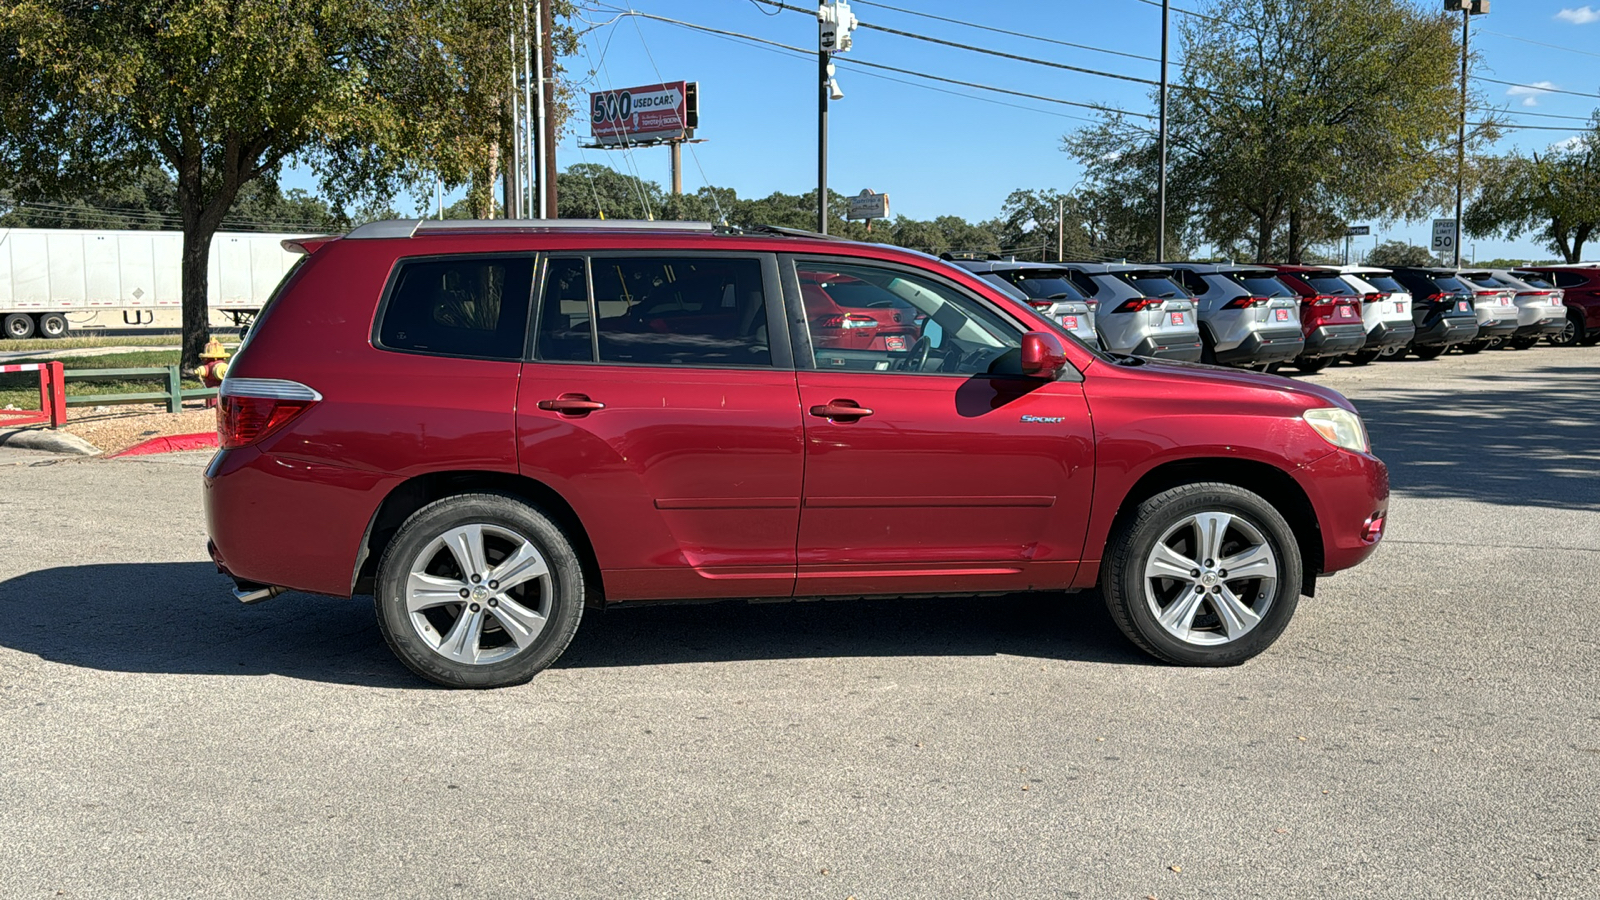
[589,81,698,146]
[846,189,890,221]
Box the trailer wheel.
[3,313,35,340]
[37,313,68,339]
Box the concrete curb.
[0,428,100,456]
[106,432,218,458]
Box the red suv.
[205,220,1388,688]
[1266,266,1369,373]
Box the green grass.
[0,334,202,352]
[0,350,208,410]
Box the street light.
[1446,0,1488,267]
[817,1,858,235]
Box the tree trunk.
[1255,211,1273,264]
[179,224,215,372]
[1286,207,1302,264]
[1571,224,1591,263]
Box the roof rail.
[344,218,717,239]
[716,223,855,242]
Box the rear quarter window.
[378,256,535,359]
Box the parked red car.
[1266,265,1369,373]
[1510,264,1600,346]
[800,270,919,352]
[206,220,1388,687]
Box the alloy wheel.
[1142,511,1279,646]
[406,522,553,665]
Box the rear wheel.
[1508,336,1539,350]
[1100,483,1303,666]
[374,493,585,688]
[1347,349,1379,366]
[1459,340,1486,354]
[3,313,35,340]
[1412,344,1446,360]
[37,313,68,339]
[1296,356,1331,374]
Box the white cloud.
[1506,81,1558,106]
[1556,6,1600,23]
[1550,135,1589,152]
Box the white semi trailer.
[0,228,307,339]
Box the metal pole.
[521,0,535,219]
[540,0,557,218]
[818,49,829,235]
[1455,8,1467,268]
[1157,0,1169,261]
[671,141,683,195]
[507,8,520,219]
[533,0,548,219]
[1057,198,1064,261]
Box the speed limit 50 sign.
[1432,218,1456,253]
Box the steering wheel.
[900,335,932,373]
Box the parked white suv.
[1337,267,1417,365]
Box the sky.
[290,0,1600,262]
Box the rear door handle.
[809,400,873,421]
[537,393,605,415]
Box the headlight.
[1303,407,1369,453]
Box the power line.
[1480,28,1600,61]
[626,7,728,223]
[847,0,1163,66]
[1130,0,1229,27]
[1481,107,1592,123]
[1472,121,1582,132]
[606,8,1157,120]
[1474,76,1600,101]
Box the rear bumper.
[1515,319,1566,337]
[1214,328,1305,366]
[1365,320,1416,350]
[1133,335,1203,362]
[1475,318,1519,338]
[1301,323,1367,358]
[1295,449,1389,575]
[1414,315,1478,347]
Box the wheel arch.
[1104,457,1323,596]
[352,470,605,606]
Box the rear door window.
[378,255,535,359]
[1553,271,1588,289]
[589,256,773,368]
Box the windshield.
[1231,273,1293,296]
[1302,274,1357,296]
[1122,274,1189,298]
[1363,274,1405,293]
[1006,272,1090,302]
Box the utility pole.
[506,6,521,219]
[1447,0,1489,267]
[540,0,558,217]
[817,1,856,234]
[671,142,683,195]
[1156,0,1170,261]
[1057,197,1064,262]
[532,0,549,219]
[520,1,534,218]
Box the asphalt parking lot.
[2,348,1597,899]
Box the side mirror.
[1020,330,1067,379]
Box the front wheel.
[374,493,585,688]
[1549,313,1584,347]
[1100,483,1303,666]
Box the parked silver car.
[1451,269,1520,352]
[1337,266,1417,365]
[1059,263,1202,360]
[946,259,1101,349]
[1484,270,1567,349]
[1166,263,1304,369]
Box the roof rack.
[713,223,855,242]
[345,218,718,240]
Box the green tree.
[1067,0,1489,264]
[0,1,563,367]
[1366,240,1439,267]
[1464,129,1600,263]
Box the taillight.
[1026,299,1055,311]
[1309,295,1335,306]
[217,377,320,450]
[1362,292,1389,303]
[1221,295,1269,309]
[1424,292,1447,303]
[1112,297,1164,313]
[813,313,877,329]
[1085,299,1099,312]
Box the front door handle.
[537,393,605,415]
[809,400,873,421]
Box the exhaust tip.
[234,585,287,605]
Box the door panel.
[795,372,1094,596]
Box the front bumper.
[1295,449,1389,575]
[1301,323,1367,359]
[1214,328,1305,366]
[1133,335,1203,362]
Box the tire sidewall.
[374,493,584,688]
[1104,484,1303,666]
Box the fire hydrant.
[192,338,231,408]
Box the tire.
[374,492,585,688]
[1296,356,1331,374]
[1199,330,1218,366]
[37,313,68,339]
[1459,340,1486,354]
[1347,349,1379,366]
[3,313,35,340]
[1100,482,1303,666]
[1508,336,1538,350]
[1412,344,1446,360]
[1549,312,1583,347]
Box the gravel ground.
[59,405,216,453]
